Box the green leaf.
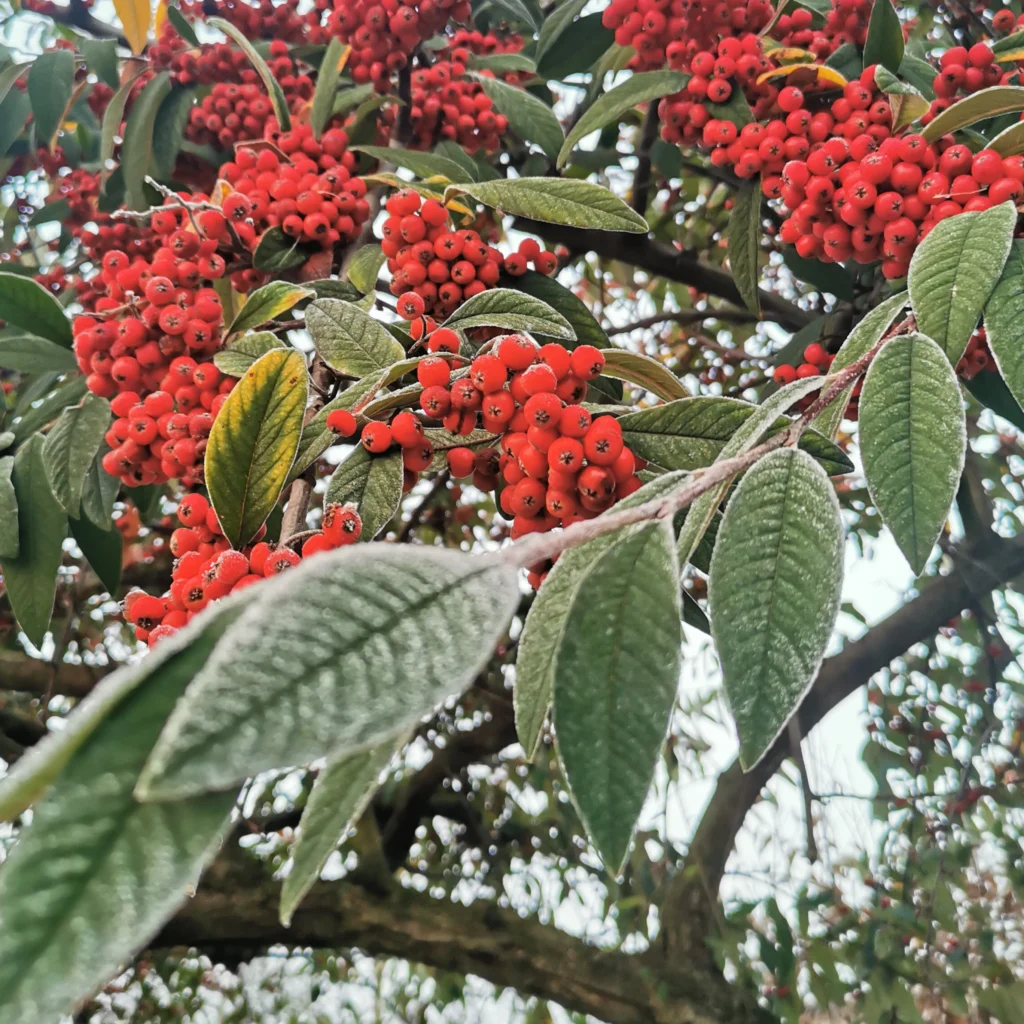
[810,290,908,440]
[0,607,239,1022]
[442,287,575,340]
[619,396,852,476]
[70,513,122,594]
[27,198,70,226]
[213,331,286,378]
[0,334,77,373]
[782,249,855,301]
[100,67,147,184]
[445,178,649,234]
[227,282,313,337]
[908,201,1016,365]
[305,298,406,378]
[205,348,308,548]
[122,71,172,209]
[896,53,937,99]
[536,0,587,61]
[474,75,564,162]
[987,119,1024,157]
[209,17,290,130]
[435,139,483,181]
[874,66,928,131]
[166,5,200,46]
[0,62,29,108]
[311,36,345,139]
[600,348,689,402]
[467,53,536,74]
[137,546,520,800]
[311,278,364,303]
[80,445,121,530]
[512,272,610,348]
[251,226,312,272]
[279,741,396,925]
[554,517,681,872]
[709,447,844,771]
[150,85,195,181]
[0,272,72,347]
[862,0,904,74]
[728,183,762,315]
[984,240,1024,417]
[27,50,74,150]
[80,39,119,89]
[539,13,615,83]
[351,145,469,182]
[0,435,67,647]
[0,89,30,160]
[484,0,537,30]
[516,471,684,761]
[557,70,685,168]
[0,456,17,560]
[43,394,111,517]
[346,243,385,295]
[860,333,966,575]
[11,374,88,442]
[323,445,403,540]
[921,86,1024,143]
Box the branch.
[0,652,104,699]
[631,102,659,216]
[605,308,757,336]
[30,0,130,46]
[152,844,765,1024]
[511,218,812,331]
[659,528,1024,956]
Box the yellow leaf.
[154,0,167,36]
[996,49,1024,63]
[764,46,817,64]
[756,63,848,88]
[210,178,234,206]
[113,0,153,55]
[336,43,352,73]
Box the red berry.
[569,345,605,381]
[326,409,358,436]
[361,421,393,453]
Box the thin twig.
[605,308,757,336]
[631,102,660,216]
[396,471,450,542]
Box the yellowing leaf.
[756,63,848,88]
[205,348,308,548]
[336,43,352,72]
[113,0,153,55]
[995,49,1024,63]
[154,0,167,36]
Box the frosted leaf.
[985,239,1024,417]
[709,447,844,771]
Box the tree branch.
[0,652,103,699]
[511,218,812,331]
[152,844,765,1024]
[631,102,660,216]
[659,529,1024,956]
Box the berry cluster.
[323,0,471,92]
[382,189,505,320]
[771,341,862,417]
[957,328,997,380]
[187,82,281,149]
[218,123,370,275]
[125,492,362,647]
[931,44,1005,104]
[502,237,559,277]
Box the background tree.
[3,0,1024,1021]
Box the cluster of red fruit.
[772,341,864,417]
[188,80,293,150]
[957,328,997,381]
[601,0,774,70]
[320,0,471,92]
[217,122,370,276]
[126,492,362,647]
[770,69,1024,277]
[931,44,1006,103]
[382,190,556,321]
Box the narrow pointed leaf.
[280,741,396,925]
[921,86,1024,143]
[252,226,311,271]
[709,447,844,771]
[558,71,685,168]
[0,456,17,559]
[860,333,966,575]
[101,68,148,184]
[0,435,67,647]
[70,514,122,595]
[810,290,907,440]
[43,394,111,517]
[0,272,73,347]
[27,51,74,150]
[351,145,469,182]
[554,518,681,873]
[0,335,78,373]
[516,472,685,761]
[442,287,575,340]
[311,36,345,139]
[346,243,386,295]
[728,183,762,314]
[166,5,200,46]
[323,446,403,540]
[113,0,152,53]
[475,75,564,162]
[306,298,406,378]
[862,0,903,73]
[0,62,28,108]
[205,348,308,548]
[618,396,853,477]
[0,607,240,1023]
[445,178,649,233]
[80,447,121,530]
[122,71,172,209]
[537,0,587,60]
[137,546,520,800]
[209,18,290,129]
[226,282,313,337]
[907,201,1016,366]
[592,348,688,401]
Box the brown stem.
[631,102,660,216]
